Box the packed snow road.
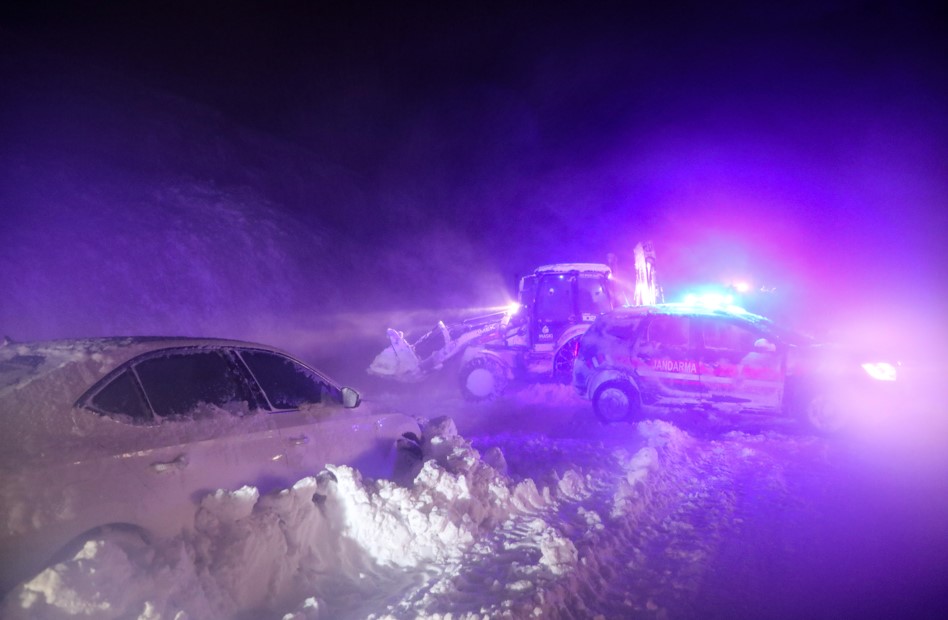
[378,381,948,619]
[4,378,946,619]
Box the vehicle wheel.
[592,380,640,424]
[459,356,508,401]
[394,432,424,486]
[801,393,847,434]
[54,524,150,566]
[553,337,581,384]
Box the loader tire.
[459,356,508,401]
[553,337,581,384]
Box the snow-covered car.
[0,337,421,595]
[573,304,899,431]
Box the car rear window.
[90,369,150,420]
[0,354,45,389]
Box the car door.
[633,314,702,403]
[697,318,784,410]
[76,348,291,538]
[236,349,402,481]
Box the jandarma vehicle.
[572,304,899,430]
[0,337,421,595]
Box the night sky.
[1,1,945,344]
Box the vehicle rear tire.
[592,380,640,424]
[459,356,508,401]
[801,392,847,434]
[553,337,581,384]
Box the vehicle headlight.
[861,362,898,382]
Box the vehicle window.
[703,321,757,355]
[602,317,641,341]
[0,354,45,389]
[240,350,336,410]
[518,275,537,307]
[576,275,612,315]
[646,316,689,347]
[701,319,780,374]
[535,274,573,321]
[90,369,150,420]
[135,351,248,418]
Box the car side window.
[701,320,781,378]
[89,369,150,420]
[639,315,691,359]
[135,351,249,418]
[646,316,689,347]
[598,316,640,341]
[240,350,336,410]
[702,321,757,357]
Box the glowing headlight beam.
[861,362,898,382]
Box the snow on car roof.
[0,336,302,471]
[605,303,770,322]
[534,263,611,275]
[0,336,282,394]
[601,304,811,343]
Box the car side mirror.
[754,338,777,352]
[341,386,361,408]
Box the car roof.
[603,303,771,323]
[0,337,328,470]
[0,336,293,395]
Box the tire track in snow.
[384,423,812,619]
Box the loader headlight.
[861,362,898,382]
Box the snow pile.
[1,414,696,619]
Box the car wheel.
[593,380,640,424]
[553,337,581,384]
[459,356,508,401]
[393,432,424,486]
[802,393,847,434]
[53,524,151,567]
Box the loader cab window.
[518,275,537,309]
[576,275,612,316]
[535,274,573,321]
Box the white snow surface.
[2,379,946,619]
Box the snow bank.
[1,416,689,619]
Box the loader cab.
[518,264,615,352]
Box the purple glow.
[0,5,945,616]
[681,290,736,308]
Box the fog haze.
[1,1,945,354]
